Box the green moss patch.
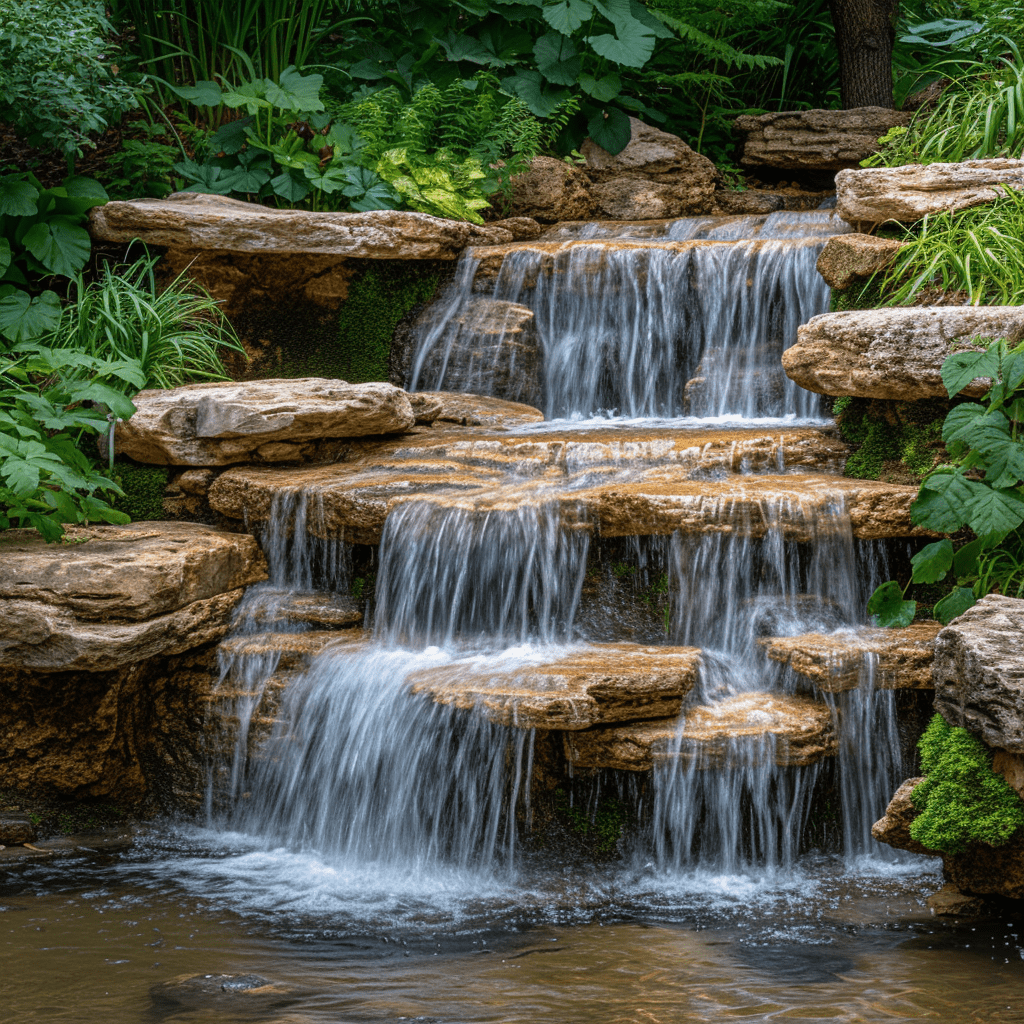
[910,715,1024,856]
[112,462,169,521]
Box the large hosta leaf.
[0,176,39,216]
[543,0,593,34]
[22,218,91,278]
[534,32,582,85]
[587,107,632,152]
[0,289,62,342]
[502,69,570,117]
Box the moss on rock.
[112,462,170,521]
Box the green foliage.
[879,187,1024,308]
[46,257,244,389]
[0,0,137,162]
[112,462,169,521]
[0,345,143,540]
[836,398,944,482]
[910,714,1024,855]
[95,123,180,200]
[557,790,625,856]
[0,172,108,343]
[868,338,1024,625]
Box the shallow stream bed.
[2,828,1021,1023]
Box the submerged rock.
[734,107,912,172]
[933,594,1024,754]
[150,973,298,1011]
[783,306,1024,400]
[836,157,1024,227]
[815,232,903,290]
[116,377,416,466]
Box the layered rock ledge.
[117,378,416,466]
[734,107,912,172]
[761,622,942,691]
[815,233,903,290]
[836,158,1024,227]
[89,193,513,258]
[783,306,1024,400]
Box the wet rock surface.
[150,973,299,1011]
[871,776,931,856]
[815,232,903,290]
[413,392,545,428]
[506,155,596,223]
[116,377,416,466]
[783,306,1024,400]
[0,815,36,846]
[734,108,912,172]
[836,157,1024,226]
[933,594,1024,754]
[761,622,942,692]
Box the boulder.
[90,193,488,259]
[871,776,931,855]
[761,622,942,691]
[408,643,702,729]
[815,232,903,289]
[116,378,416,466]
[926,883,989,916]
[589,176,715,220]
[734,107,913,172]
[783,306,1024,400]
[412,392,545,428]
[506,156,596,223]
[0,815,37,845]
[933,595,1024,753]
[836,158,1024,227]
[945,832,1024,901]
[489,216,542,240]
[0,523,266,672]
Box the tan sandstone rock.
[871,776,931,855]
[412,392,545,428]
[933,594,1024,754]
[116,378,416,466]
[783,306,1024,400]
[815,233,903,289]
[761,622,941,691]
[735,108,912,172]
[89,192,489,259]
[408,643,702,729]
[836,158,1024,227]
[564,693,837,771]
[506,156,596,223]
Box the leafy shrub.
[0,345,143,540]
[0,0,137,162]
[96,123,181,200]
[0,172,108,344]
[868,337,1024,626]
[46,257,245,389]
[910,714,1024,855]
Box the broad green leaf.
[348,58,387,80]
[934,587,977,624]
[627,0,675,38]
[543,0,593,34]
[28,513,65,542]
[911,539,954,584]
[953,537,985,576]
[302,165,349,194]
[984,439,1024,489]
[501,69,570,117]
[534,32,582,86]
[964,486,1024,542]
[0,176,39,216]
[2,458,40,497]
[587,107,632,153]
[579,72,622,101]
[220,80,272,113]
[941,347,999,397]
[266,66,324,113]
[22,219,91,277]
[911,468,976,532]
[867,581,917,628]
[270,170,311,203]
[0,238,10,278]
[587,27,655,68]
[942,403,1006,455]
[326,123,365,155]
[438,32,497,65]
[209,116,256,155]
[0,289,62,343]
[170,80,223,107]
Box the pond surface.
[2,827,1021,1023]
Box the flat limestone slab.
[934,594,1024,754]
[783,306,1024,400]
[246,590,363,629]
[815,233,903,290]
[117,378,416,466]
[413,393,545,428]
[89,193,512,258]
[407,643,702,729]
[761,621,942,691]
[564,693,837,771]
[217,630,366,671]
[836,158,1024,226]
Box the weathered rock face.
[408,644,702,730]
[582,117,718,218]
[783,307,1024,400]
[116,378,416,466]
[870,776,932,855]
[944,832,1024,900]
[89,192,506,259]
[506,156,596,223]
[489,216,542,240]
[564,693,837,771]
[0,523,266,672]
[933,595,1024,754]
[411,392,545,428]
[734,108,912,172]
[815,232,903,290]
[836,158,1024,227]
[761,622,941,692]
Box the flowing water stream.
[5,210,1022,1022]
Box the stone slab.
[815,232,903,290]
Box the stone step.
[407,643,702,730]
[760,621,942,692]
[246,590,362,630]
[217,630,365,670]
[564,693,837,771]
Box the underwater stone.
[815,233,903,289]
[933,594,1024,754]
[836,157,1024,226]
[116,378,416,466]
[783,306,1024,400]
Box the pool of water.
[3,827,1021,1023]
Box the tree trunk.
[828,0,900,109]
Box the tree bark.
[828,0,900,109]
